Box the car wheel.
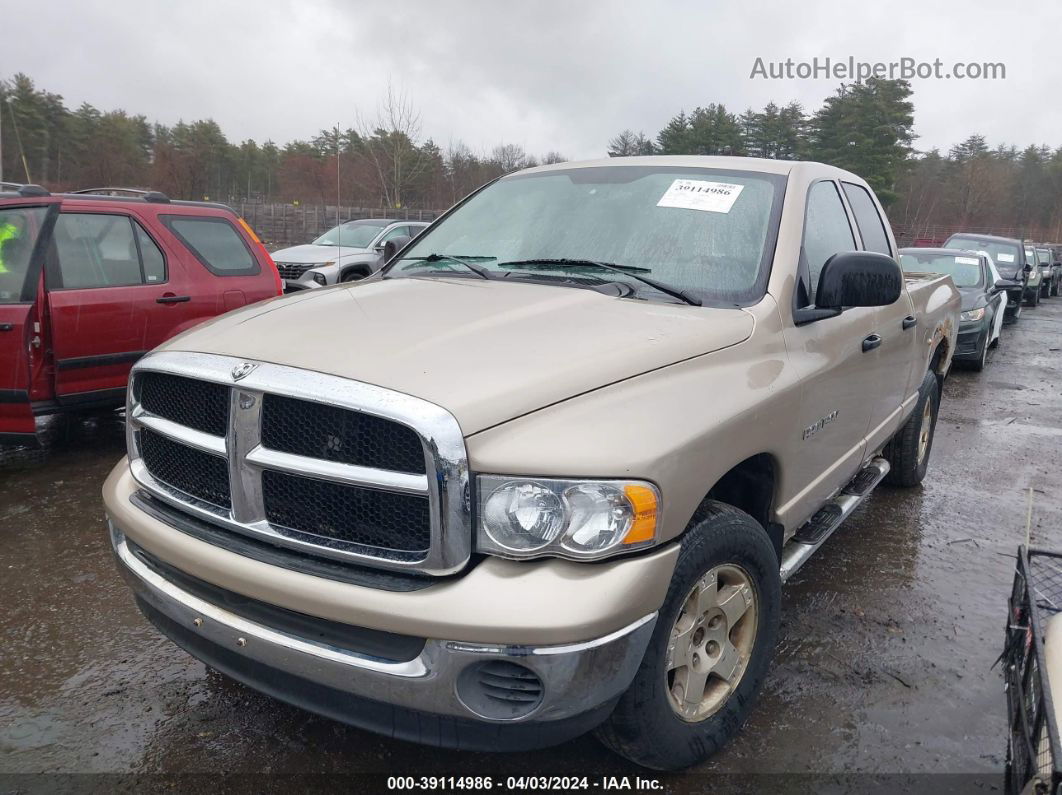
[1028,286,1040,307]
[341,270,368,283]
[595,502,780,770]
[1041,281,1051,299]
[884,369,940,487]
[1053,278,1060,297]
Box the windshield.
[945,237,1021,276]
[1025,248,1038,266]
[1037,249,1051,265]
[388,166,786,304]
[899,251,983,288]
[312,222,385,248]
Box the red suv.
[0,185,281,452]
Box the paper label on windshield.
[657,179,744,213]
[998,253,1015,263]
[955,256,979,265]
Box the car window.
[0,205,50,303]
[803,181,856,303]
[163,215,259,276]
[945,237,1022,276]
[841,182,892,256]
[135,222,166,283]
[409,224,427,238]
[898,251,983,287]
[1025,248,1037,266]
[379,225,411,245]
[52,213,144,289]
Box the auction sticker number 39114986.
[656,179,745,213]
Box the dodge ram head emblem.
[231,361,258,381]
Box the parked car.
[899,247,1005,370]
[104,156,959,770]
[0,185,281,454]
[1036,245,1060,298]
[944,233,1031,322]
[1002,545,1061,795]
[1049,245,1062,297]
[272,218,429,291]
[1024,244,1045,306]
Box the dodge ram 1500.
[104,156,960,769]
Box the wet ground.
[1,300,1061,792]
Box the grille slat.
[140,429,231,510]
[138,372,229,437]
[261,394,426,474]
[262,470,431,554]
[276,262,314,280]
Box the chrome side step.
[779,456,891,583]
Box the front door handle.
[902,315,918,330]
[862,334,882,353]
[157,294,191,304]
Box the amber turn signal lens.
[623,484,659,544]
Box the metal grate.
[261,394,426,474]
[138,372,229,437]
[262,470,430,553]
[275,262,314,281]
[1004,547,1062,794]
[139,429,231,510]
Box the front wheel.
[596,502,780,770]
[884,369,940,487]
[969,331,989,372]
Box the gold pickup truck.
[103,156,960,769]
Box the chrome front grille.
[126,352,471,575]
[275,262,314,280]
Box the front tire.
[596,502,780,770]
[340,270,368,283]
[884,369,940,487]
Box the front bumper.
[111,525,655,748]
[954,322,985,358]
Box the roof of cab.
[515,155,865,183]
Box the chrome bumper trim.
[112,524,656,723]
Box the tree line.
[5,71,1062,242]
[609,78,1062,242]
[0,75,563,209]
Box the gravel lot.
[2,299,1060,792]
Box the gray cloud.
[6,0,1060,160]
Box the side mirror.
[993,279,1011,291]
[1024,263,1033,273]
[382,235,411,263]
[816,251,902,309]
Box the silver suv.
[273,219,428,291]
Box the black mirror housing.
[815,251,902,309]
[382,235,412,263]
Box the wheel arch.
[686,453,782,562]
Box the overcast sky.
[6,0,1060,160]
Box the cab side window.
[802,181,856,304]
[52,213,166,289]
[841,183,892,256]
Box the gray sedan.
[273,219,428,291]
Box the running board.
[779,457,891,583]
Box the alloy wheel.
[666,564,758,722]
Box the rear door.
[0,198,59,442]
[45,209,190,404]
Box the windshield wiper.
[396,253,494,280]
[498,258,702,306]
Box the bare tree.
[490,143,530,173]
[355,83,430,208]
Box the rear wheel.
[1027,286,1040,307]
[596,502,780,770]
[884,369,940,487]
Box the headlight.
[477,476,660,560]
[312,272,327,285]
[960,308,985,322]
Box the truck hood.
[157,277,754,434]
[270,244,373,263]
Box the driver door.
[0,197,60,443]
